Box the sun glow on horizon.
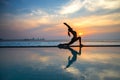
[79,32,83,36]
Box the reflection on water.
[58,46,81,69]
[0,47,120,80]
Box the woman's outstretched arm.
[63,23,72,29]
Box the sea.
[0,40,120,80]
[0,40,120,46]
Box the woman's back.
[70,30,77,38]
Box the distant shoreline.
[0,39,120,42]
[0,40,66,42]
[0,45,120,48]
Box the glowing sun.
[79,32,83,36]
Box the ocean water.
[0,47,120,80]
[0,41,120,46]
[0,41,120,80]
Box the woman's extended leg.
[78,37,81,46]
[65,37,81,46]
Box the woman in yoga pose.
[63,22,82,46]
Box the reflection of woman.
[64,47,81,69]
[58,45,81,69]
[63,23,82,46]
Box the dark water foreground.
[0,47,120,80]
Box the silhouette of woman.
[63,23,82,46]
[65,47,81,69]
[58,45,81,69]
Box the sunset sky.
[0,0,120,40]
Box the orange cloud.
[64,13,120,36]
[66,13,120,27]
